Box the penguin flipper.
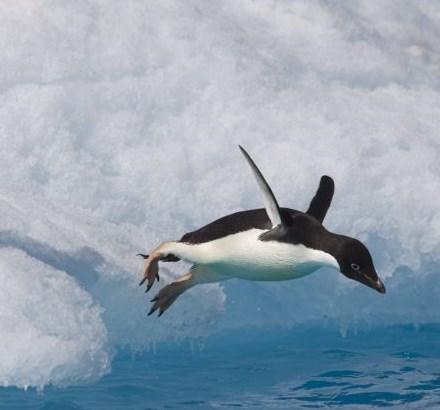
[306,175,334,224]
[239,145,285,228]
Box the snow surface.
[0,248,109,389]
[1,0,440,387]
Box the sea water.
[2,325,440,410]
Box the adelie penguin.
[139,146,386,316]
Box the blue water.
[2,325,440,410]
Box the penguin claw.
[139,253,160,293]
[147,281,186,318]
[147,306,156,316]
[137,253,149,259]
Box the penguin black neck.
[316,229,350,266]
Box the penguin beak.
[360,272,386,294]
[371,276,386,294]
[345,269,386,294]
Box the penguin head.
[336,236,386,294]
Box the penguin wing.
[306,175,334,224]
[239,145,285,228]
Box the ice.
[0,0,440,387]
[0,248,109,389]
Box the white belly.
[172,229,339,282]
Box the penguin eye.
[351,263,360,271]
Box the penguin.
[139,146,385,317]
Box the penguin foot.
[148,276,192,317]
[148,282,181,316]
[139,252,161,292]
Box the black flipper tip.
[320,175,334,187]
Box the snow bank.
[0,248,109,389]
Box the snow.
[0,0,439,387]
[0,248,109,389]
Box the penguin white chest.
[176,229,339,281]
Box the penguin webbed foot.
[147,281,187,317]
[139,253,160,292]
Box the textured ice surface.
[0,0,440,387]
[0,248,109,389]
